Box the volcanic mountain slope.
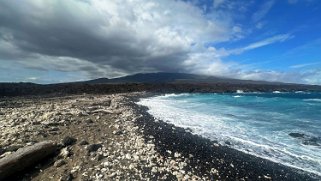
[84,72,291,85]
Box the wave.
[295,91,309,94]
[138,93,321,176]
[304,98,321,102]
[160,93,190,98]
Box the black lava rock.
[0,147,5,155]
[62,136,77,146]
[289,133,305,138]
[86,144,102,152]
[302,137,321,146]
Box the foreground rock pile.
[0,93,212,180]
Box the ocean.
[138,91,321,176]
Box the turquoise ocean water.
[138,91,321,175]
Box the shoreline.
[129,92,321,180]
[0,92,319,180]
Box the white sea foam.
[295,91,304,93]
[304,98,321,102]
[236,90,244,93]
[161,93,190,98]
[233,95,242,98]
[295,91,311,94]
[273,91,281,93]
[137,94,321,176]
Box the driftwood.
[0,141,57,180]
[91,109,122,114]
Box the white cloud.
[252,0,275,22]
[255,22,265,29]
[213,0,226,9]
[290,62,321,69]
[203,34,293,58]
[183,48,236,76]
[0,0,237,75]
[181,47,315,84]
[229,34,293,55]
[301,69,321,85]
[0,0,319,85]
[27,77,39,81]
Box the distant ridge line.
[82,72,296,85]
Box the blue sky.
[0,0,320,84]
[219,1,321,70]
[199,0,321,72]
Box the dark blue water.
[138,91,321,175]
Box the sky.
[0,0,321,84]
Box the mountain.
[2,72,321,97]
[83,72,292,85]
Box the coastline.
[0,92,319,180]
[129,92,321,180]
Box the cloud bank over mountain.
[0,0,320,84]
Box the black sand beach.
[2,0,321,179]
[129,93,321,181]
[0,84,321,180]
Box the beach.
[0,92,320,180]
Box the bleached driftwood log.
[0,141,57,180]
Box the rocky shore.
[0,92,208,180]
[0,92,320,180]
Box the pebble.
[151,167,158,173]
[174,152,181,158]
[84,118,93,124]
[112,130,122,135]
[108,173,116,178]
[264,175,272,180]
[125,153,131,159]
[59,147,70,158]
[54,159,66,167]
[71,166,80,174]
[79,140,89,145]
[58,173,73,181]
[0,93,210,180]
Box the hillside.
[83,72,292,85]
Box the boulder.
[289,133,305,138]
[0,141,57,180]
[62,136,77,146]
